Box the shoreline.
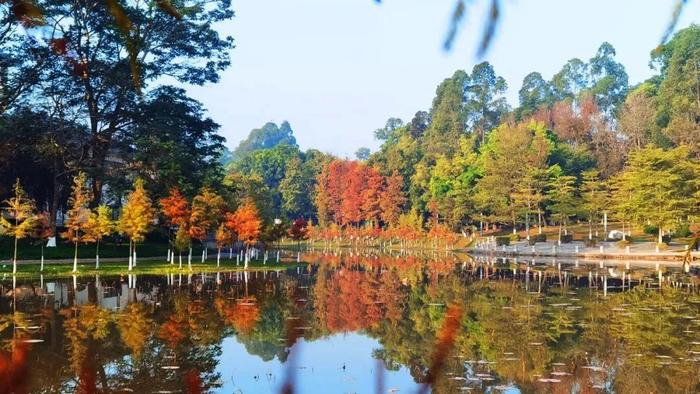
[467,239,699,263]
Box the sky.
[185,0,700,158]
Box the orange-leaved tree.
[340,161,365,226]
[0,179,38,274]
[223,210,239,261]
[361,166,384,228]
[229,199,261,269]
[160,188,190,227]
[380,170,406,227]
[32,211,53,272]
[188,187,224,263]
[160,188,190,263]
[85,205,114,269]
[214,223,232,267]
[118,179,154,271]
[61,173,92,273]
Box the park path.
[470,238,699,262]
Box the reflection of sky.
[216,333,420,393]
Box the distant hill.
[228,121,298,165]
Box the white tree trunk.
[73,241,78,273]
[128,242,133,271]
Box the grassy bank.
[0,257,304,279]
[0,238,194,261]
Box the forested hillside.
[228,27,700,242]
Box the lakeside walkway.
[470,238,699,262]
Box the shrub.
[528,234,546,245]
[662,235,671,244]
[496,236,510,246]
[675,224,692,238]
[656,242,669,251]
[560,234,573,244]
[508,233,520,242]
[644,225,659,235]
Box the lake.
[1,250,700,393]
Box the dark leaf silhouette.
[661,0,688,44]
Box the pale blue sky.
[185,0,700,157]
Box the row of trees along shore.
[3,11,700,254]
[223,29,700,248]
[1,174,269,274]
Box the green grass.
[0,257,304,279]
[0,238,205,261]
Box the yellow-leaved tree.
[85,205,114,269]
[118,179,154,271]
[173,224,190,270]
[61,173,92,273]
[0,179,37,274]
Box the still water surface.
[2,251,700,393]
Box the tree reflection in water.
[0,253,700,393]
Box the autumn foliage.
[160,188,190,227]
[61,173,91,245]
[288,218,309,241]
[188,187,225,242]
[215,297,260,335]
[118,178,155,244]
[225,199,262,247]
[315,160,405,228]
[32,211,53,241]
